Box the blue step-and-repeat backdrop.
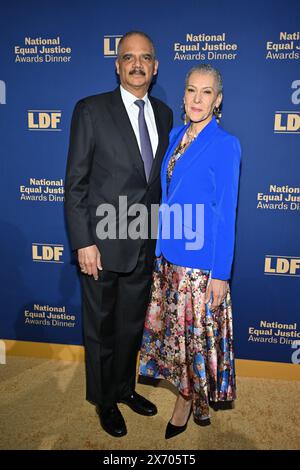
[1,0,299,365]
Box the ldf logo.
[104,35,122,57]
[274,80,300,134]
[28,110,62,130]
[274,112,300,134]
[264,256,300,276]
[0,80,6,104]
[32,243,64,263]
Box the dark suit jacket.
[65,87,173,272]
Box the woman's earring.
[213,106,222,123]
[181,101,189,124]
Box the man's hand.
[205,278,228,311]
[77,245,102,280]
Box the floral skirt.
[138,256,236,421]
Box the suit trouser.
[80,243,153,408]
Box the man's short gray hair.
[117,31,156,59]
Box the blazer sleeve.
[211,135,241,280]
[64,99,96,251]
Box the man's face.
[115,34,158,96]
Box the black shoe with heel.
[165,408,192,439]
[165,420,188,439]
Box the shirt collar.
[120,85,149,108]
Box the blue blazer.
[156,116,241,280]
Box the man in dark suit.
[65,31,173,437]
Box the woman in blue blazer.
[139,64,241,439]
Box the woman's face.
[184,71,222,126]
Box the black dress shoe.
[165,420,188,439]
[96,404,127,437]
[119,391,157,416]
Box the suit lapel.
[109,88,147,183]
[147,97,165,184]
[109,89,169,186]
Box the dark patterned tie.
[135,100,154,181]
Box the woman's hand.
[205,278,228,310]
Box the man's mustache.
[129,69,146,76]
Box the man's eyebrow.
[121,52,154,57]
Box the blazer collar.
[163,116,218,173]
[162,117,219,200]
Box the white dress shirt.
[120,85,158,158]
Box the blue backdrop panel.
[0,0,299,363]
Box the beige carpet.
[0,356,299,450]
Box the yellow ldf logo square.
[28,111,61,130]
[265,256,300,275]
[103,36,122,57]
[32,244,64,262]
[274,112,300,133]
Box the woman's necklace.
[186,126,199,142]
[176,125,199,154]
